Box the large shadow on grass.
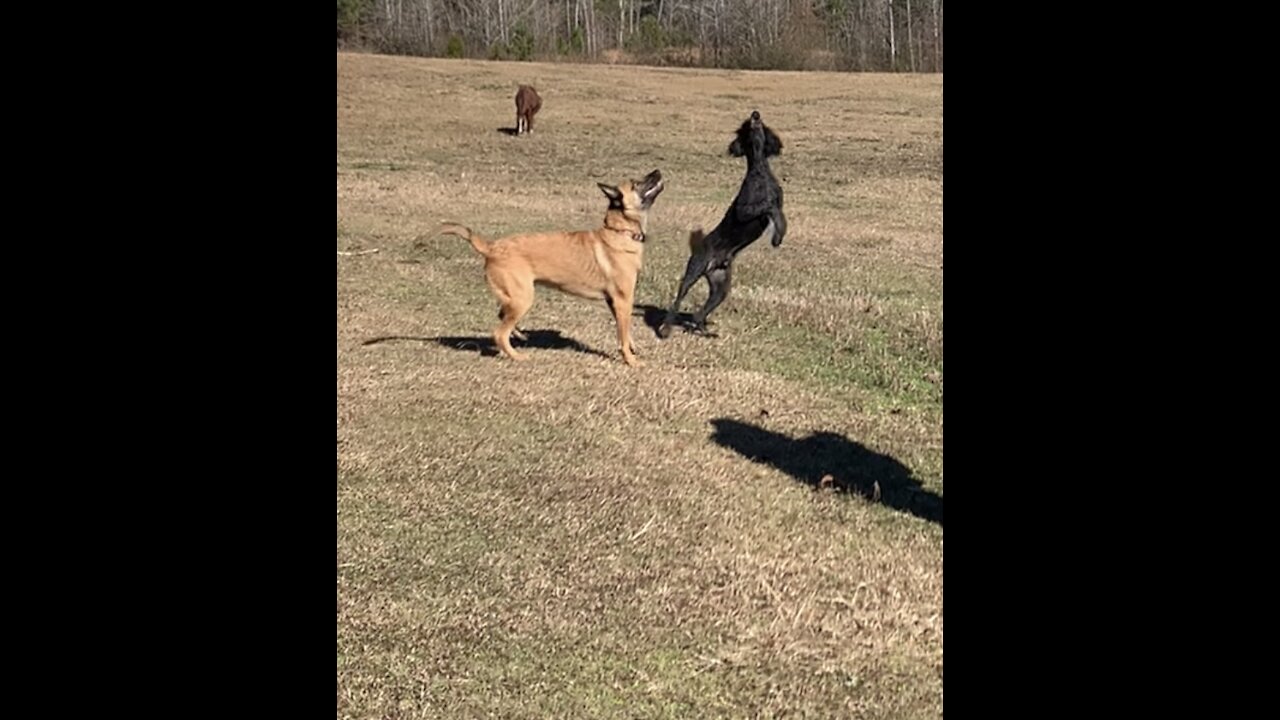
[710,418,942,526]
[362,330,610,359]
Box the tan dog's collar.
[607,226,645,243]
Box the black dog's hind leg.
[658,253,710,338]
[692,263,732,331]
[500,307,529,342]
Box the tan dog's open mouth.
[637,169,664,209]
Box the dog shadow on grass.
[496,127,519,136]
[709,418,943,526]
[632,303,708,338]
[363,330,610,359]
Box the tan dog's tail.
[688,228,707,254]
[440,222,491,257]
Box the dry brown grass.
[338,52,942,719]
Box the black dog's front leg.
[658,253,709,339]
[768,184,787,247]
[770,206,787,247]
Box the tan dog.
[440,169,664,367]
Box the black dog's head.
[728,110,782,159]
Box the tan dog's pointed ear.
[598,183,622,202]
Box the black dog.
[658,110,786,338]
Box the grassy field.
[338,52,942,718]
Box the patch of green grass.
[349,160,414,171]
[742,320,940,414]
[855,234,894,249]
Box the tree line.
[338,0,942,72]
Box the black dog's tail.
[688,227,707,254]
[439,222,491,257]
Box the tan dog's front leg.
[608,292,643,367]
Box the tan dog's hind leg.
[489,272,534,362]
[499,306,529,342]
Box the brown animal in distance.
[439,170,665,367]
[514,85,542,135]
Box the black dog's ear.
[764,126,783,157]
[598,183,622,203]
[728,137,745,157]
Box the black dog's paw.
[688,322,718,338]
[656,323,674,339]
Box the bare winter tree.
[887,0,896,70]
[933,0,942,71]
[906,0,914,72]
